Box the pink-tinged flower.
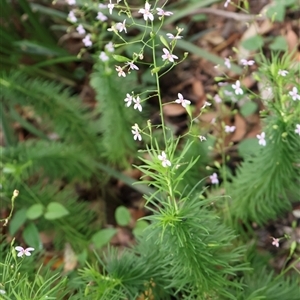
[99,3,107,9]
[289,87,300,101]
[271,237,279,248]
[156,8,173,17]
[108,0,114,14]
[0,289,5,295]
[97,12,108,21]
[295,124,300,136]
[105,42,114,52]
[68,11,77,23]
[82,34,92,47]
[124,93,133,107]
[257,132,266,146]
[66,0,76,5]
[115,19,127,33]
[162,48,178,62]
[138,2,154,21]
[224,57,231,69]
[175,93,191,108]
[76,24,85,35]
[278,69,288,77]
[15,246,34,257]
[116,66,126,77]
[166,33,182,40]
[202,101,212,109]
[158,151,171,167]
[240,59,255,66]
[224,90,233,96]
[213,94,222,103]
[225,125,236,133]
[126,61,139,70]
[199,135,206,142]
[232,80,243,95]
[131,124,142,141]
[99,51,109,62]
[209,173,219,184]
[224,0,231,7]
[133,96,142,112]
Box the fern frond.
[90,65,143,167]
[0,71,99,154]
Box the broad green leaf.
[241,36,264,51]
[9,208,27,236]
[91,228,117,249]
[266,4,285,22]
[44,202,69,220]
[133,220,148,237]
[23,223,41,250]
[26,203,44,220]
[269,36,288,51]
[238,138,260,157]
[240,101,258,117]
[115,206,131,226]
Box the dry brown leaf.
[163,103,187,117]
[63,243,77,273]
[231,113,247,142]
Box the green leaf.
[44,202,69,220]
[9,208,27,236]
[26,203,44,220]
[159,35,169,49]
[112,54,131,62]
[91,228,117,249]
[266,4,285,22]
[240,101,258,117]
[269,36,288,51]
[115,206,131,226]
[238,138,260,157]
[23,223,41,250]
[241,36,264,51]
[133,220,148,237]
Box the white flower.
[0,289,5,295]
[225,125,236,133]
[99,3,107,9]
[126,61,139,70]
[224,0,231,7]
[115,19,127,33]
[278,69,288,77]
[199,135,206,142]
[158,151,171,167]
[131,124,142,141]
[133,96,142,112]
[295,124,300,136]
[202,101,211,109]
[15,246,35,257]
[105,42,114,52]
[68,11,77,23]
[257,132,266,146]
[82,35,92,47]
[156,8,173,16]
[99,51,109,62]
[209,173,219,184]
[162,48,178,63]
[116,66,126,77]
[272,237,279,248]
[175,93,191,108]
[66,0,76,5]
[224,57,231,69]
[124,93,133,107]
[240,59,255,66]
[232,80,243,95]
[76,24,85,35]
[166,33,182,40]
[289,87,300,101]
[82,34,92,47]
[108,0,114,14]
[138,2,154,21]
[213,94,222,103]
[97,12,108,21]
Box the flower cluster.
[124,93,142,112]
